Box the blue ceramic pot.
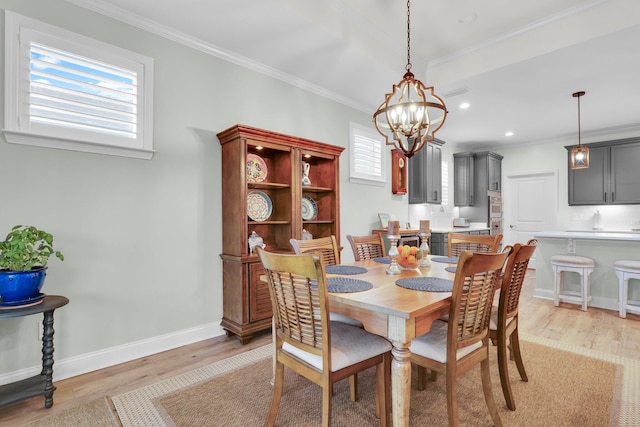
[0,267,47,302]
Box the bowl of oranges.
[396,245,421,269]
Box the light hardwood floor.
[1,269,639,426]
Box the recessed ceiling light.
[459,102,470,109]
[505,131,514,137]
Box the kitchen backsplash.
[568,205,640,231]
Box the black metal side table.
[0,295,69,408]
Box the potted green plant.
[0,225,64,303]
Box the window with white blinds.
[349,123,386,185]
[4,12,155,159]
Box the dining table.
[326,255,457,427]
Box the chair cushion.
[489,305,514,331]
[282,321,391,372]
[489,305,499,330]
[614,259,640,272]
[550,255,595,267]
[410,321,482,363]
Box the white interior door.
[504,171,559,268]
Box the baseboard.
[533,288,621,312]
[0,321,227,386]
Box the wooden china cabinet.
[217,124,344,343]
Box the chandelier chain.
[372,0,447,158]
[406,0,411,73]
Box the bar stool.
[551,255,595,311]
[615,260,640,318]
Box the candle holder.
[418,231,431,268]
[386,232,402,275]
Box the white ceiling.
[69,0,640,150]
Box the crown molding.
[430,0,609,67]
[66,0,371,113]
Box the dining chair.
[255,247,391,427]
[447,232,503,257]
[346,234,386,261]
[289,235,363,398]
[410,249,510,427]
[489,239,537,410]
[290,235,340,266]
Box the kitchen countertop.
[431,225,490,233]
[533,230,640,241]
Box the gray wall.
[0,0,407,377]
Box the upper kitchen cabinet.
[409,139,444,204]
[453,152,474,206]
[568,137,640,205]
[475,151,503,193]
[453,151,503,207]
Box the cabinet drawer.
[249,263,272,322]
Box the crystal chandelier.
[373,0,447,158]
[569,91,589,169]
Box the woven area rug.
[21,397,119,427]
[111,335,639,426]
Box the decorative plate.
[247,190,272,222]
[246,153,268,183]
[301,195,318,221]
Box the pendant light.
[569,91,589,169]
[373,0,447,158]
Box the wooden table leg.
[41,310,56,408]
[391,342,412,427]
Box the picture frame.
[378,213,390,229]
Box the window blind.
[29,42,138,139]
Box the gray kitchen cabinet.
[568,137,640,205]
[611,141,640,204]
[453,152,474,206]
[429,232,447,256]
[409,139,444,204]
[475,151,503,193]
[453,151,503,216]
[430,229,491,255]
[568,146,608,205]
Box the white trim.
[3,11,155,159]
[67,0,370,113]
[430,0,609,67]
[349,122,386,185]
[0,321,226,385]
[533,288,621,312]
[3,130,155,159]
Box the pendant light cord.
[577,94,582,147]
[573,91,585,148]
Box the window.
[349,123,386,185]
[3,12,155,159]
